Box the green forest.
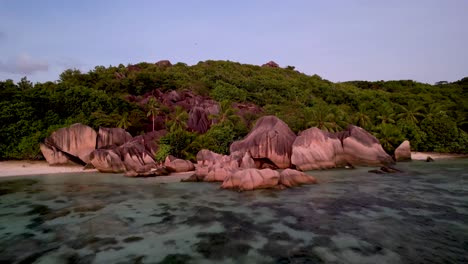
[1,60,467,161]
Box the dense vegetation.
[1,60,467,160]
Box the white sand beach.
[0,160,194,183]
[411,152,468,161]
[0,160,97,177]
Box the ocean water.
[0,160,467,264]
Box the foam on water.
[0,159,467,263]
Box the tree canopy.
[0,60,466,160]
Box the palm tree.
[146,97,159,132]
[396,101,425,125]
[376,103,396,124]
[116,112,131,129]
[353,105,372,129]
[167,106,189,132]
[209,100,240,127]
[373,123,404,153]
[305,103,342,132]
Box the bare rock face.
[188,107,210,133]
[39,143,74,165]
[97,127,132,149]
[291,128,346,170]
[395,140,411,161]
[117,141,156,172]
[230,116,296,169]
[43,123,97,164]
[129,130,166,157]
[279,169,317,188]
[337,125,394,166]
[155,60,172,67]
[164,155,195,173]
[262,61,279,68]
[221,168,280,191]
[203,155,239,182]
[89,149,126,173]
[240,152,256,169]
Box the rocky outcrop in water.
[164,155,195,173]
[279,169,318,187]
[291,127,346,170]
[230,116,296,169]
[395,140,411,161]
[41,123,97,165]
[336,125,394,166]
[221,168,280,191]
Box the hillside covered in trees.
[1,60,467,161]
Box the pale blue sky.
[0,0,467,84]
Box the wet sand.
[0,161,193,182]
[411,152,468,160]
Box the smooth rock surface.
[221,168,280,191]
[291,127,346,170]
[39,143,73,165]
[164,156,195,173]
[395,140,411,161]
[89,149,126,173]
[337,125,394,166]
[43,123,97,164]
[279,169,318,187]
[230,116,296,169]
[97,127,132,149]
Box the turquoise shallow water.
[0,160,467,264]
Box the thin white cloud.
[0,54,49,74]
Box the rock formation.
[291,127,346,170]
[262,61,279,68]
[279,169,317,187]
[230,116,296,169]
[39,143,74,165]
[96,127,132,149]
[336,125,394,166]
[42,123,97,164]
[164,155,195,173]
[88,149,126,173]
[395,140,411,161]
[188,107,210,133]
[221,168,280,191]
[155,60,172,67]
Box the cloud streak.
[0,54,49,74]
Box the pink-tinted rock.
[230,116,296,169]
[155,60,172,67]
[291,127,346,170]
[188,107,210,133]
[129,130,166,156]
[336,125,394,166]
[43,123,97,164]
[221,168,280,191]
[97,127,132,149]
[279,169,317,187]
[240,152,256,169]
[204,167,235,182]
[116,141,156,172]
[39,143,74,165]
[164,156,195,172]
[262,61,279,68]
[89,149,126,173]
[395,140,411,161]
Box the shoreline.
[1,152,467,178]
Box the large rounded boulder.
[221,168,280,191]
[230,116,296,169]
[89,149,126,173]
[43,123,97,164]
[395,140,411,161]
[291,127,346,170]
[164,156,195,173]
[336,125,394,166]
[96,127,132,149]
[279,169,317,187]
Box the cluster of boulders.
[40,114,412,191]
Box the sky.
[0,0,467,84]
